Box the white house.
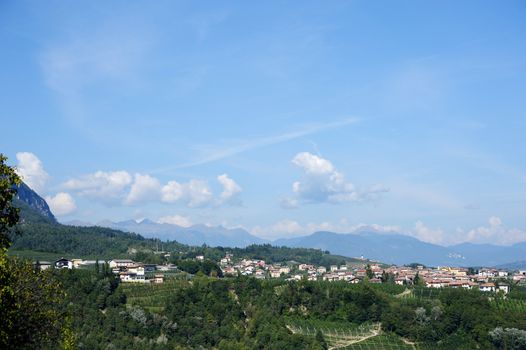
[153,274,164,284]
[109,259,135,269]
[479,282,496,292]
[497,284,510,294]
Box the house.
[279,266,290,275]
[317,266,327,274]
[153,274,164,284]
[497,284,510,294]
[330,265,338,272]
[270,269,281,278]
[127,265,145,276]
[479,282,496,292]
[196,255,204,261]
[55,258,73,269]
[119,272,147,283]
[35,261,52,270]
[109,259,135,269]
[71,259,84,268]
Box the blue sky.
[1,1,525,245]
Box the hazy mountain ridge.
[274,231,526,267]
[75,218,526,267]
[93,219,269,248]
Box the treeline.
[166,244,352,269]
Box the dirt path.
[327,326,380,350]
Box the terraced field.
[119,279,187,313]
[341,334,418,350]
[286,318,384,349]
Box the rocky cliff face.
[15,182,56,222]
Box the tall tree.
[0,154,69,349]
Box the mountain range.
[275,231,526,267]
[92,219,268,248]
[74,218,526,267]
[15,182,526,267]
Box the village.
[34,252,526,294]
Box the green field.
[119,279,187,313]
[491,297,526,313]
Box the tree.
[0,153,21,345]
[0,154,69,349]
[366,264,374,279]
[0,153,21,249]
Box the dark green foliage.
[1,155,68,349]
[0,153,21,249]
[12,268,526,349]
[175,259,223,277]
[1,258,66,349]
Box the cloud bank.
[63,170,242,208]
[283,152,389,207]
[45,192,76,216]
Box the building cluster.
[35,257,166,284]
[384,265,514,293]
[219,253,524,293]
[35,254,526,293]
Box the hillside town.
[35,252,526,293]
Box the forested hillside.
[53,268,526,349]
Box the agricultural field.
[286,318,384,349]
[491,297,526,313]
[397,287,444,303]
[341,333,419,350]
[119,278,185,313]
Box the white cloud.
[292,152,335,175]
[157,215,193,228]
[64,169,240,208]
[217,174,242,205]
[465,216,526,245]
[161,179,213,207]
[285,152,388,206]
[124,174,161,205]
[63,170,132,203]
[15,152,49,193]
[413,221,444,244]
[45,192,77,216]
